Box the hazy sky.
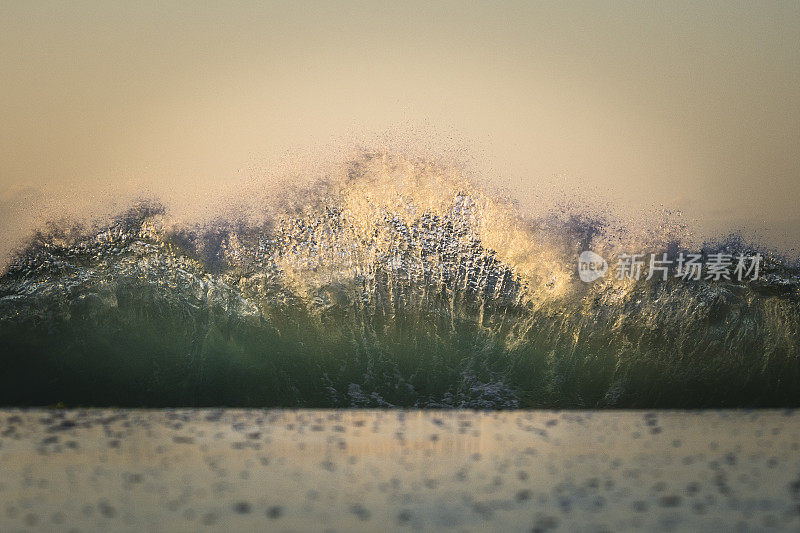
[1,1,798,255]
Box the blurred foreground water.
[1,408,799,532]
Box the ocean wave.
[1,152,798,408]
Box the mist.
[2,1,798,264]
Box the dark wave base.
[2,157,799,409]
[2,293,799,409]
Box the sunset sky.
[1,1,798,258]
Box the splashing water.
[1,152,798,408]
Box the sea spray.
[1,152,798,408]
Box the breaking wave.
[1,152,799,408]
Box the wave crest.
[1,152,799,408]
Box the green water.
[1,155,798,408]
